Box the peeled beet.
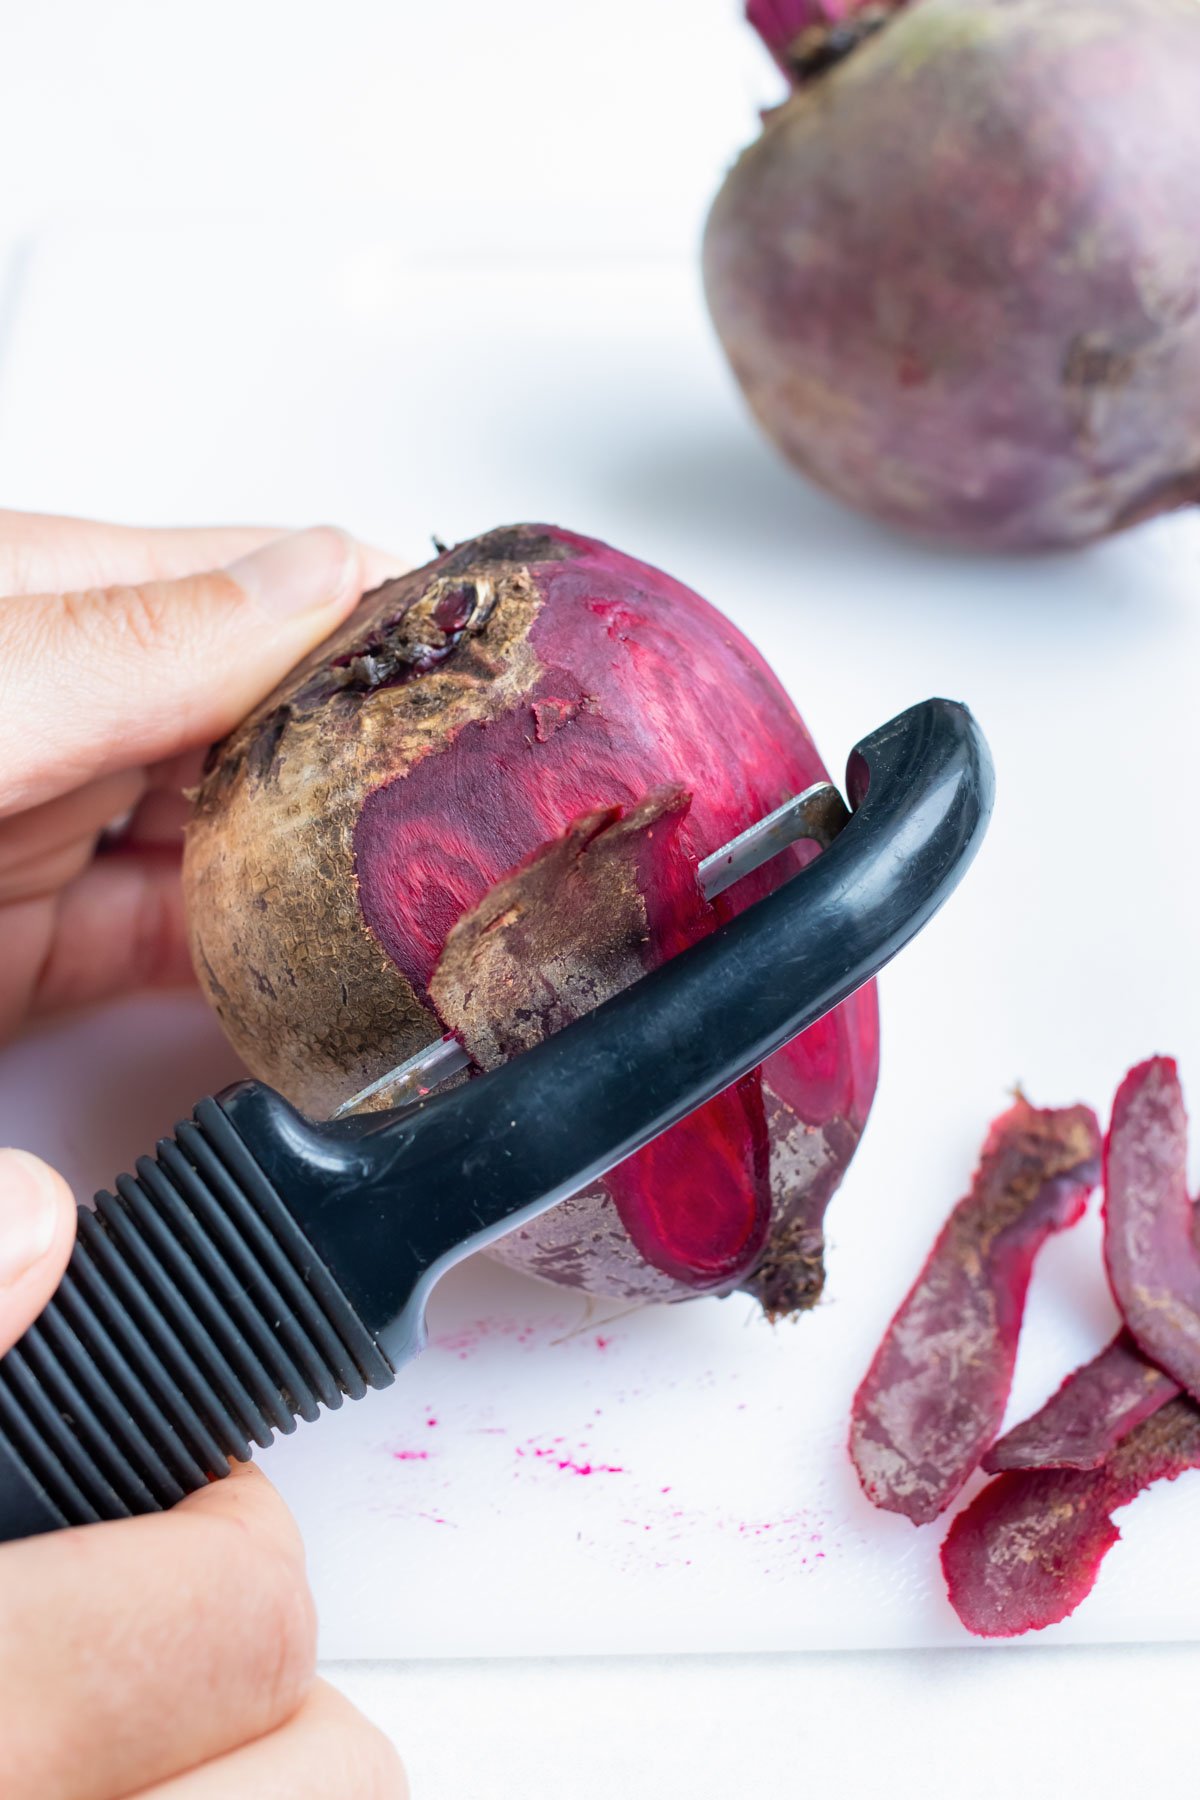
[983,1332,1180,1475]
[183,525,879,1310]
[1104,1057,1200,1405]
[705,0,1200,549]
[943,1396,1200,1637]
[849,1097,1100,1523]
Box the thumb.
[0,1150,75,1353]
[1,526,404,815]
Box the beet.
[849,1097,1100,1523]
[183,524,879,1310]
[705,0,1200,550]
[942,1396,1200,1637]
[983,1332,1180,1475]
[1103,1057,1200,1404]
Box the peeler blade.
[331,781,851,1119]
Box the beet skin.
[705,0,1200,549]
[1104,1057,1200,1405]
[983,1332,1180,1475]
[943,1397,1200,1637]
[184,525,879,1311]
[849,1097,1100,1523]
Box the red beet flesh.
[849,1098,1101,1523]
[943,1397,1200,1637]
[707,0,1200,549]
[983,1332,1180,1475]
[1104,1058,1200,1404]
[185,524,879,1310]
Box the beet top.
[184,525,879,1312]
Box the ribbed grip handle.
[0,1099,393,1541]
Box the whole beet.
[184,525,878,1314]
[704,0,1200,550]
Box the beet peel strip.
[849,1097,1101,1523]
[942,1396,1200,1637]
[1104,1056,1200,1405]
[983,1331,1180,1475]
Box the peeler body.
[0,698,993,1542]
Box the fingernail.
[226,526,360,618]
[0,1150,60,1287]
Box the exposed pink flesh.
[1104,1057,1200,1404]
[352,526,878,1298]
[983,1332,1180,1474]
[849,1099,1101,1523]
[428,789,774,1289]
[943,1396,1200,1637]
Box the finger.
[0,896,50,1038]
[111,783,192,849]
[0,769,146,902]
[0,527,406,815]
[0,1148,76,1353]
[30,849,194,1015]
[128,1680,408,1800]
[0,511,286,598]
[0,1463,317,1800]
[114,747,210,846]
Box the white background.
[2,4,1200,1796]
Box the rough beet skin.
[943,1396,1200,1637]
[1104,1057,1200,1405]
[849,1096,1100,1523]
[983,1332,1180,1475]
[705,0,1200,550]
[184,524,879,1310]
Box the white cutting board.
[1,223,1200,1657]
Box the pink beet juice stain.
[515,1439,625,1478]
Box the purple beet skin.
[706,0,1200,550]
[983,1331,1180,1475]
[944,1396,1200,1637]
[1104,1057,1200,1405]
[849,1097,1101,1524]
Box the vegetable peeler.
[0,697,993,1543]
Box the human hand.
[0,509,400,1038]
[0,510,408,1795]
[0,1159,406,1797]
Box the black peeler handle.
[0,698,993,1542]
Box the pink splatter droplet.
[393,1449,430,1462]
[519,1440,624,1477]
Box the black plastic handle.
[0,698,992,1541]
